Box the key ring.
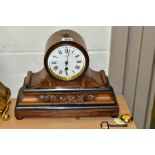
[100,121,110,129]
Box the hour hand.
[65,67,68,76]
[65,61,68,65]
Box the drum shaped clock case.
[15,29,119,120]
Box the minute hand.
[67,51,70,63]
[65,49,70,66]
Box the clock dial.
[47,45,86,81]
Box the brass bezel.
[44,41,89,81]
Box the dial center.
[65,67,68,71]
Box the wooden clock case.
[15,30,119,120]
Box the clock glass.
[47,45,86,81]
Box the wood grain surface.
[0,95,136,129]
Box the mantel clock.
[15,29,119,119]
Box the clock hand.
[64,47,70,76]
[65,67,68,76]
[67,50,70,61]
[65,47,70,65]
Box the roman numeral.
[59,70,63,75]
[58,50,62,54]
[53,56,58,59]
[77,60,82,63]
[65,48,70,53]
[72,50,74,54]
[75,65,80,70]
[65,71,68,76]
[51,61,57,64]
[72,70,75,74]
[75,54,80,58]
[53,66,58,71]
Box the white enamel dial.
[47,45,86,81]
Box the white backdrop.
[0,26,111,97]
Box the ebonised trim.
[16,104,119,110]
[24,87,113,93]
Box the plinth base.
[15,87,119,119]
